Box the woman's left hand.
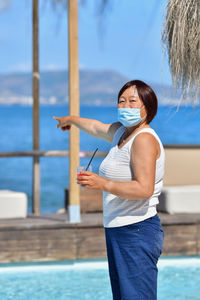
[77,171,107,190]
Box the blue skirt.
[105,214,164,300]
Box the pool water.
[0,257,200,300]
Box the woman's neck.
[125,122,150,136]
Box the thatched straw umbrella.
[162,0,200,102]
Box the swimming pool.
[0,256,200,300]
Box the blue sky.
[0,0,172,85]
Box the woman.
[53,80,165,300]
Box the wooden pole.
[32,0,40,215]
[68,0,80,223]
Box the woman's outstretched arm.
[53,115,121,143]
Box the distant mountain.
[0,69,191,106]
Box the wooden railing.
[0,150,108,158]
[0,144,199,158]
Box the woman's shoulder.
[133,128,162,143]
[133,129,158,147]
[128,127,161,151]
[130,127,165,160]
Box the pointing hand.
[53,116,71,131]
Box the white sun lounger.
[158,185,200,214]
[0,190,27,219]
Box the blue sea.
[0,104,200,213]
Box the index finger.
[79,171,93,175]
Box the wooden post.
[32,0,40,215]
[68,0,80,223]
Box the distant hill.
[0,69,187,106]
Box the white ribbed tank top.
[99,126,165,228]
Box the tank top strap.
[112,125,126,146]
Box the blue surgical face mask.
[118,107,144,127]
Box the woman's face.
[118,85,147,120]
